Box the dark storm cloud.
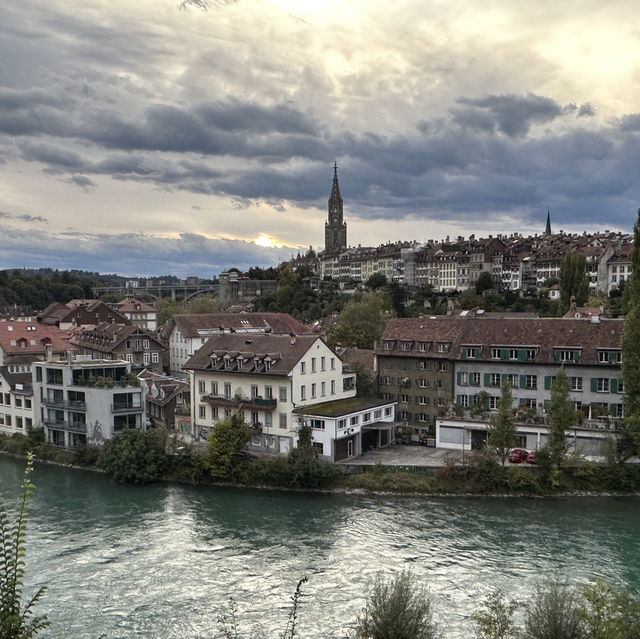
[452,93,563,137]
[0,225,292,278]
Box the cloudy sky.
[1,0,639,277]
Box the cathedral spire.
[325,162,347,253]
[545,210,552,236]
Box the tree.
[474,590,519,639]
[365,273,387,290]
[476,271,494,295]
[488,384,516,466]
[546,368,576,470]
[621,209,640,454]
[0,454,50,638]
[353,362,374,398]
[558,252,589,315]
[355,571,439,639]
[98,427,168,483]
[207,413,252,479]
[329,291,391,349]
[287,422,339,489]
[524,581,584,639]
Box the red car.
[508,448,529,463]
[527,450,537,464]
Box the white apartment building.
[184,333,356,454]
[0,364,34,435]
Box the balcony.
[201,394,277,411]
[43,399,87,411]
[111,404,144,414]
[43,419,87,434]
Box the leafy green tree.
[365,273,388,290]
[329,291,391,349]
[355,571,439,639]
[457,289,485,310]
[98,427,168,483]
[474,590,519,639]
[558,251,589,315]
[207,413,252,479]
[488,384,516,466]
[621,209,640,455]
[546,368,575,468]
[524,581,584,639]
[475,271,494,295]
[353,362,374,398]
[287,423,339,489]
[156,297,181,326]
[182,294,221,314]
[0,454,50,638]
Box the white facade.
[32,356,145,448]
[189,338,357,454]
[0,365,34,435]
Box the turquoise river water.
[2,455,640,638]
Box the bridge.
[92,284,219,302]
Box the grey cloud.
[0,225,293,277]
[0,210,48,223]
[454,93,563,137]
[619,114,640,131]
[578,102,596,117]
[64,175,94,191]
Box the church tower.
[545,210,552,236]
[324,163,347,253]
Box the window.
[374,410,382,419]
[509,349,518,360]
[363,413,371,422]
[330,357,335,370]
[330,380,335,395]
[436,343,449,353]
[210,381,218,395]
[311,358,316,372]
[570,377,582,391]
[418,378,427,388]
[400,410,410,420]
[313,442,324,455]
[265,386,273,399]
[198,380,206,394]
[35,367,42,382]
[418,413,428,422]
[25,398,32,409]
[506,374,519,388]
[350,416,358,426]
[470,372,481,386]
[310,419,325,430]
[419,361,429,370]
[15,397,22,408]
[463,348,476,359]
[489,396,499,410]
[399,341,413,351]
[459,395,469,407]
[279,387,287,402]
[526,349,536,361]
[418,342,428,352]
[264,413,272,427]
[152,353,159,363]
[224,383,231,399]
[15,417,23,429]
[524,375,537,390]
[490,373,501,387]
[321,381,326,396]
[491,348,500,359]
[384,407,392,416]
[596,378,610,392]
[338,418,347,429]
[199,405,206,418]
[400,394,409,403]
[211,407,218,419]
[459,372,468,386]
[418,396,429,405]
[143,353,150,365]
[279,413,287,429]
[311,383,316,398]
[300,385,306,401]
[558,350,578,362]
[143,339,150,350]
[321,356,326,371]
[524,398,536,409]
[300,361,306,374]
[618,380,624,393]
[46,368,63,385]
[251,385,259,399]
[382,341,394,351]
[437,362,448,372]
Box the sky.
[1,0,639,278]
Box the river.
[2,455,639,638]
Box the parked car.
[508,448,529,463]
[527,450,537,464]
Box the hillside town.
[0,167,637,466]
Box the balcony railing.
[43,419,87,434]
[201,394,277,411]
[111,404,144,414]
[43,399,87,411]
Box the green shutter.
[500,349,508,361]
[609,403,617,416]
[518,350,527,361]
[520,375,527,388]
[456,394,462,405]
[519,398,526,406]
[611,379,618,393]
[544,376,552,390]
[456,372,462,385]
[591,378,598,392]
[554,351,561,363]
[544,400,550,411]
[501,374,509,386]
[484,373,490,387]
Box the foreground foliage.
[0,455,49,639]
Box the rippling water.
[2,456,640,638]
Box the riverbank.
[3,431,640,498]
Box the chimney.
[45,344,53,362]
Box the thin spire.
[545,210,552,235]
[330,161,341,201]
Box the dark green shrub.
[506,467,542,494]
[524,581,584,639]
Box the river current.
[2,456,639,638]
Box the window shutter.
[591,378,598,392]
[518,350,527,361]
[500,349,508,361]
[544,376,552,390]
[611,379,618,393]
[520,375,527,388]
[484,373,490,387]
[456,372,462,385]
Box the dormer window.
[399,341,413,352]
[436,342,449,353]
[382,340,395,351]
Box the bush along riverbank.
[3,425,640,495]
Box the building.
[138,370,190,434]
[0,321,73,366]
[184,333,357,454]
[163,312,314,374]
[38,300,127,329]
[32,353,145,448]
[293,397,397,462]
[0,364,34,435]
[325,163,347,254]
[70,323,167,373]
[114,298,158,330]
[375,315,625,451]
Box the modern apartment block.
[184,333,357,455]
[32,354,145,448]
[0,364,34,435]
[375,315,625,449]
